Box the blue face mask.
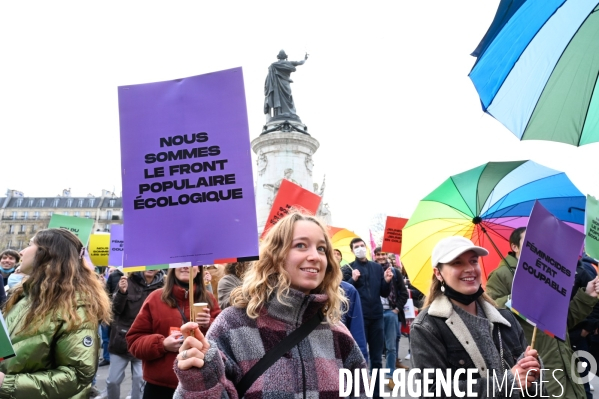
[2,267,15,275]
[7,273,24,289]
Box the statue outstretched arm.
[291,53,308,67]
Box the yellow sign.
[89,234,110,267]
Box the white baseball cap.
[431,236,489,268]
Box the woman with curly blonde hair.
[0,228,112,399]
[172,212,368,398]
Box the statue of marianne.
[264,50,308,123]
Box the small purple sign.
[108,224,124,267]
[118,68,259,266]
[512,201,585,340]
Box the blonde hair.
[4,229,112,334]
[230,212,347,324]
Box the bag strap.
[235,311,324,398]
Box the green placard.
[0,312,15,360]
[585,195,599,260]
[48,214,94,246]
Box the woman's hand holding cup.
[194,303,210,328]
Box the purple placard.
[511,201,585,340]
[108,224,124,267]
[118,68,259,266]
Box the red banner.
[381,216,408,254]
[261,179,322,238]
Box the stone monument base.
[252,131,319,233]
[261,120,309,136]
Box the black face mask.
[442,282,484,305]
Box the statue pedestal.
[261,119,309,135]
[252,131,320,233]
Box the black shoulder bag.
[235,311,324,398]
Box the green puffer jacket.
[0,295,100,399]
[487,256,598,399]
[486,254,518,308]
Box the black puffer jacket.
[109,271,165,355]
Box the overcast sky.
[1,1,596,240]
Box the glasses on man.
[375,253,386,256]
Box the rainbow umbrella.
[470,0,599,146]
[400,160,585,295]
[328,226,372,265]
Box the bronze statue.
[264,50,308,123]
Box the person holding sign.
[487,228,599,398]
[486,227,526,308]
[171,212,368,398]
[126,266,220,399]
[411,236,545,397]
[0,229,112,398]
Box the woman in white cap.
[410,236,545,398]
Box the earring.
[440,280,446,292]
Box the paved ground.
[93,358,134,399]
[92,337,599,398]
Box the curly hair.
[224,262,250,279]
[230,212,347,324]
[4,229,112,334]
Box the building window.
[6,240,11,249]
[89,198,95,207]
[53,199,59,207]
[34,211,39,220]
[31,225,36,233]
[109,199,116,207]
[11,211,16,220]
[85,211,91,218]
[74,211,80,217]
[63,212,69,216]
[28,199,34,206]
[20,225,26,233]
[17,240,23,250]
[67,199,73,207]
[78,199,84,207]
[106,210,112,220]
[49,211,53,217]
[16,199,23,207]
[39,199,45,207]
[8,225,14,234]
[23,211,28,220]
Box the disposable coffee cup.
[193,302,208,315]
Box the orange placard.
[381,216,408,254]
[262,179,322,238]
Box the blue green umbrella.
[470,0,599,146]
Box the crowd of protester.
[0,213,598,398]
